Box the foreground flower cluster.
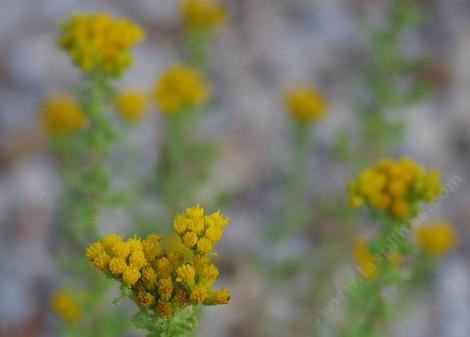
[59,13,144,77]
[86,205,230,318]
[347,157,443,219]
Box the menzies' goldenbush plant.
[59,13,144,77]
[43,13,145,241]
[347,157,442,220]
[153,64,214,215]
[265,85,328,243]
[334,157,448,337]
[86,205,230,337]
[45,12,145,337]
[180,0,227,68]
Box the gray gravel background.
[0,0,469,336]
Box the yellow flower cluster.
[415,221,457,256]
[114,90,147,122]
[180,0,227,33]
[86,205,230,318]
[153,64,210,115]
[58,13,144,77]
[285,86,328,123]
[347,157,443,220]
[41,95,87,136]
[51,290,82,323]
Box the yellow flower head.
[109,257,127,276]
[51,290,82,323]
[158,277,175,301]
[142,233,162,262]
[415,221,457,256]
[347,157,444,220]
[157,300,173,317]
[181,0,227,33]
[58,13,144,77]
[114,90,147,122]
[86,204,230,319]
[206,288,230,305]
[285,86,328,123]
[102,233,123,250]
[41,95,87,136]
[123,267,141,286]
[353,236,378,279]
[153,64,210,115]
[190,284,209,304]
[136,291,155,308]
[176,264,196,288]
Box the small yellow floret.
[190,285,208,304]
[157,300,173,317]
[85,241,105,262]
[182,231,198,248]
[155,257,172,278]
[109,257,127,276]
[123,267,141,286]
[173,215,189,235]
[101,233,123,250]
[158,277,174,301]
[111,241,131,259]
[129,250,147,270]
[127,237,143,253]
[207,288,230,305]
[92,251,110,271]
[136,291,155,308]
[141,266,158,288]
[204,226,223,243]
[196,238,213,255]
[142,234,162,262]
[174,287,189,306]
[176,264,196,288]
[115,90,147,121]
[200,264,219,286]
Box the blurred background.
[0,0,470,337]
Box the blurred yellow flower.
[114,90,147,122]
[86,205,230,319]
[181,0,227,33]
[415,221,457,255]
[153,64,210,115]
[353,236,378,279]
[41,95,87,136]
[347,157,443,220]
[285,86,328,123]
[58,13,144,77]
[51,290,81,323]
